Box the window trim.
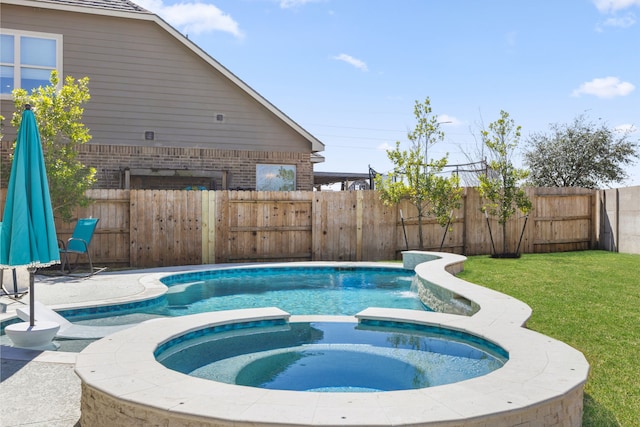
[0,29,63,98]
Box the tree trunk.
[501,222,507,254]
[418,214,424,250]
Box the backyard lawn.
[457,250,640,427]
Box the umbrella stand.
[28,267,36,327]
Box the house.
[0,0,325,191]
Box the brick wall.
[79,145,313,190]
[1,142,314,190]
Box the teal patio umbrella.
[0,104,60,326]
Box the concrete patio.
[0,267,181,427]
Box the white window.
[0,29,62,96]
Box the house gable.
[1,0,324,190]
[2,0,323,153]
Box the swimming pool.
[159,266,425,315]
[156,320,507,392]
[1,265,425,352]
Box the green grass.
[457,250,640,427]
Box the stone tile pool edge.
[70,252,589,427]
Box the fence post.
[356,191,363,261]
[201,191,216,264]
[462,188,468,255]
[524,187,537,254]
[591,190,599,250]
[615,188,620,252]
[129,190,139,267]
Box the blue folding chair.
[59,218,100,276]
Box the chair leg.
[59,250,100,277]
[60,252,70,274]
[87,252,94,276]
[60,252,79,275]
[1,268,28,298]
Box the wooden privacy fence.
[0,187,600,268]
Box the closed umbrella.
[0,104,60,327]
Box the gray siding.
[1,4,311,153]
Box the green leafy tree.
[11,71,96,222]
[524,115,639,188]
[375,98,463,250]
[478,110,532,256]
[1,114,8,179]
[0,115,4,134]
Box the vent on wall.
[214,113,225,123]
[144,131,155,140]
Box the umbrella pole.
[28,267,36,327]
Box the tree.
[11,71,96,222]
[478,110,532,256]
[375,98,463,250]
[0,115,6,180]
[524,115,639,189]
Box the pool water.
[1,266,425,352]
[157,321,506,392]
[160,266,426,316]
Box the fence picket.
[1,186,628,267]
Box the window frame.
[0,29,63,98]
[256,164,297,191]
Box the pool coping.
[73,252,590,426]
[406,251,534,327]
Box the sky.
[136,0,640,187]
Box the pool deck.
[0,266,194,427]
[0,256,590,427]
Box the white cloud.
[135,0,243,38]
[332,54,368,72]
[280,0,323,8]
[593,0,639,30]
[437,114,464,126]
[602,13,637,27]
[593,0,640,13]
[596,11,636,30]
[571,77,635,98]
[377,142,394,151]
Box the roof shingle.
[35,0,150,14]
